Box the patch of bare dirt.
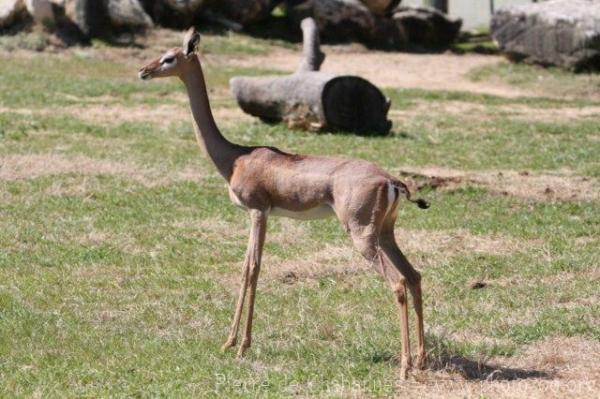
[389,100,491,125]
[491,267,600,289]
[230,47,524,97]
[269,218,309,246]
[502,105,600,122]
[173,217,246,242]
[390,336,600,399]
[397,166,599,202]
[66,101,251,128]
[0,154,206,187]
[390,101,600,125]
[0,98,251,129]
[0,106,38,116]
[70,103,188,128]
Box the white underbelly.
[270,204,335,220]
[228,187,334,220]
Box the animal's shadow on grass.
[369,351,552,382]
[428,353,552,381]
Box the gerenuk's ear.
[183,27,200,56]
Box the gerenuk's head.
[138,27,200,81]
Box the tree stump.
[230,17,391,135]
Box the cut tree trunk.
[230,17,391,135]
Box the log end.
[322,76,392,135]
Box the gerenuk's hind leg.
[380,226,426,370]
[349,226,412,380]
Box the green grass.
[201,31,296,55]
[469,61,600,99]
[1,38,599,397]
[0,52,285,108]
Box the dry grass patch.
[0,154,206,188]
[70,272,220,339]
[1,97,250,129]
[395,337,600,399]
[262,229,535,284]
[91,299,217,339]
[398,166,599,202]
[390,100,600,125]
[173,217,246,241]
[67,103,188,128]
[73,229,149,256]
[67,97,250,128]
[1,153,141,180]
[491,267,600,289]
[396,229,532,260]
[501,105,600,122]
[389,100,490,124]
[269,218,309,246]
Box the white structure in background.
[403,0,535,30]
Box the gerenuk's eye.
[162,57,175,64]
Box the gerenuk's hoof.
[221,338,236,352]
[415,353,427,370]
[399,357,412,380]
[399,367,409,380]
[236,340,250,359]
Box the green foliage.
[469,62,600,98]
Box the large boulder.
[162,0,205,13]
[286,1,460,50]
[107,0,153,28]
[491,0,600,70]
[0,0,26,29]
[63,0,152,36]
[141,0,209,28]
[392,6,462,51]
[25,0,55,25]
[286,0,389,44]
[64,0,108,36]
[214,0,278,26]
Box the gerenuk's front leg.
[237,209,268,358]
[221,242,252,351]
[221,210,267,352]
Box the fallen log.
[230,17,391,134]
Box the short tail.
[393,181,430,209]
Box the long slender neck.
[180,56,245,181]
